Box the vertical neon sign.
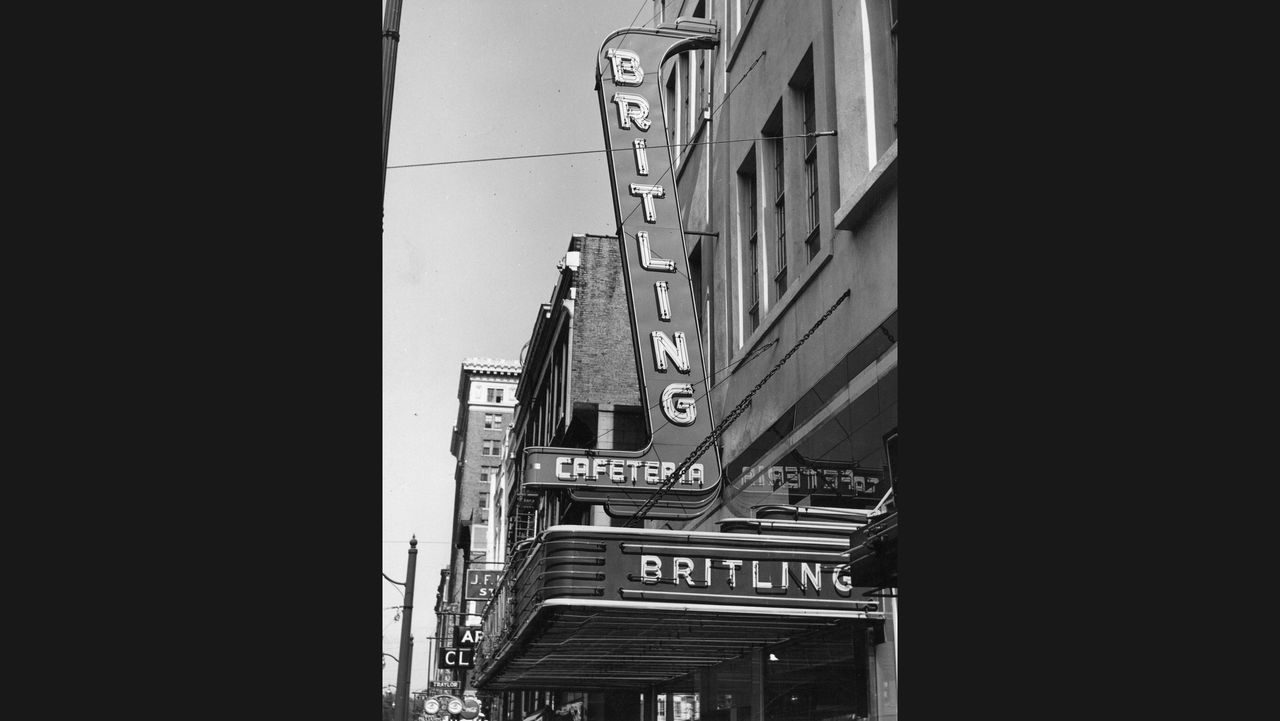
[522,21,721,519]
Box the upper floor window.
[486,387,504,403]
[731,0,757,40]
[801,80,820,260]
[763,100,786,304]
[481,439,501,457]
[691,1,707,142]
[738,149,759,334]
[666,62,681,152]
[682,54,693,148]
[484,413,503,429]
[479,491,490,512]
[890,0,898,126]
[770,133,788,297]
[789,49,819,262]
[863,1,898,161]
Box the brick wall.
[571,236,641,407]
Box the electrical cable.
[385,131,831,170]
[623,288,851,527]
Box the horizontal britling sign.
[522,22,723,520]
[534,526,878,612]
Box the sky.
[382,0,662,694]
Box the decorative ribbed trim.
[461,358,522,375]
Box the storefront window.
[702,653,753,721]
[656,692,700,721]
[765,622,870,721]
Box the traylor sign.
[523,20,723,520]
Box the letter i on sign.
[634,139,649,176]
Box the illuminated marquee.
[521,22,723,519]
[533,526,881,611]
[635,554,858,596]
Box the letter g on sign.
[660,383,697,426]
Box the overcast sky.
[382,0,658,693]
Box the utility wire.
[385,131,833,170]
[610,51,772,230]
[624,288,851,527]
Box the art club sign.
[438,627,484,669]
[522,20,723,520]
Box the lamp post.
[393,537,419,721]
[381,0,404,206]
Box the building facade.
[437,358,521,701]
[482,233,651,720]
[468,2,897,719]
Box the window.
[682,54,692,148]
[802,81,820,260]
[732,0,757,39]
[479,491,489,512]
[484,413,503,429]
[481,439,501,457]
[480,466,498,487]
[890,0,898,126]
[789,49,819,262]
[691,1,707,141]
[486,387,504,403]
[864,1,898,160]
[763,99,786,303]
[738,151,759,333]
[666,64,680,151]
[770,134,788,297]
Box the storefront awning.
[473,525,884,690]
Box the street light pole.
[381,0,404,206]
[394,536,418,721]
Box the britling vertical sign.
[523,21,722,519]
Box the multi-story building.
[438,358,521,697]
[472,2,897,719]
[481,233,647,720]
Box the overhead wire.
[597,47,771,520]
[623,288,852,527]
[385,131,830,170]
[501,47,801,520]
[387,48,773,171]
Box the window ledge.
[729,250,835,373]
[834,140,897,233]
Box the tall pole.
[382,0,405,206]
[394,536,419,721]
[425,635,433,689]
